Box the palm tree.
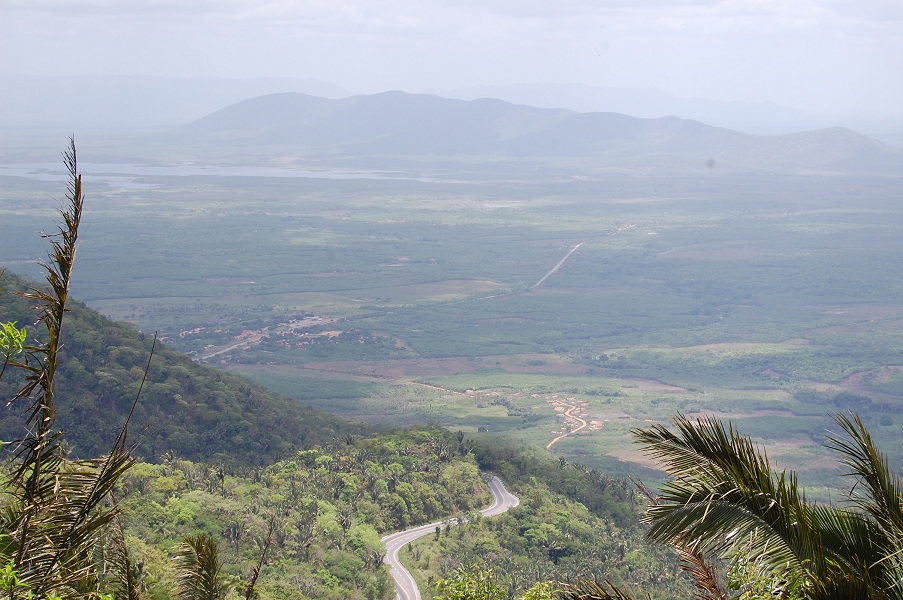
[629,412,903,599]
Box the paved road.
[381,474,520,600]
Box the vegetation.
[433,568,554,600]
[109,428,704,600]
[112,428,495,599]
[4,151,901,482]
[622,412,903,599]
[400,440,693,599]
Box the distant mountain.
[168,91,903,174]
[434,82,822,136]
[438,83,903,148]
[0,271,370,465]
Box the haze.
[2,0,902,124]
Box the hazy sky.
[2,0,901,118]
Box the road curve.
[381,474,520,600]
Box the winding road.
[381,475,520,600]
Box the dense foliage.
[115,428,491,599]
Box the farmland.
[2,145,903,488]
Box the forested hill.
[0,270,372,465]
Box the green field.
[3,142,903,486]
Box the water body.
[0,162,436,190]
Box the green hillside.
[0,270,371,465]
[113,428,690,600]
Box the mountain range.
[168,91,903,174]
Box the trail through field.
[531,224,635,290]
[546,399,588,449]
[531,242,585,289]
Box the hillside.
[167,91,903,173]
[114,428,690,599]
[0,270,371,465]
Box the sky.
[1,0,902,119]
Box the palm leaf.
[673,536,727,600]
[104,518,146,600]
[555,579,644,600]
[633,413,903,599]
[0,138,146,597]
[174,534,229,600]
[634,415,821,582]
[826,413,903,536]
[823,413,903,598]
[6,138,84,577]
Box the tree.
[0,318,26,382]
[630,412,903,599]
[434,568,507,600]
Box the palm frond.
[673,536,727,600]
[0,138,145,598]
[805,503,891,598]
[631,476,727,599]
[634,415,821,581]
[7,138,84,576]
[104,518,146,600]
[826,413,903,537]
[555,579,644,600]
[823,413,903,598]
[633,413,903,599]
[174,534,229,600]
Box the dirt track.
[546,399,588,449]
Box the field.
[2,139,903,488]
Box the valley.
[3,120,902,492]
[2,91,903,599]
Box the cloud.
[5,0,898,34]
[1,0,899,117]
